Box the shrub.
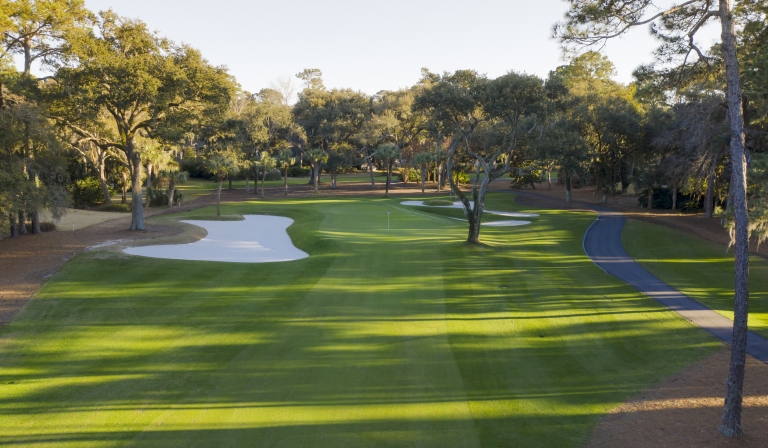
[148,188,183,206]
[287,166,310,177]
[25,222,56,232]
[179,158,213,179]
[68,177,108,207]
[97,203,131,213]
[264,168,282,181]
[398,168,421,182]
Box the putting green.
[0,194,718,447]
[623,219,768,338]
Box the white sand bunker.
[401,200,538,226]
[124,215,308,263]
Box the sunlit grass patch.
[623,219,768,337]
[0,193,720,447]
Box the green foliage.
[398,168,421,182]
[638,187,698,210]
[287,166,310,177]
[68,177,109,207]
[264,168,282,181]
[148,188,183,206]
[179,158,213,179]
[97,203,132,213]
[509,166,542,189]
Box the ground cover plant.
[623,220,768,337]
[0,193,719,447]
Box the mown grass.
[623,219,768,337]
[0,194,719,447]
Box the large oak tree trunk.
[565,172,573,202]
[129,148,145,230]
[99,159,112,205]
[718,0,751,438]
[369,158,375,188]
[31,211,40,234]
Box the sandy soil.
[589,348,768,448]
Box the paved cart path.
[583,206,768,363]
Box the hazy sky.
[30,1,720,96]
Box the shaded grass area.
[0,194,719,447]
[179,214,244,221]
[623,219,768,338]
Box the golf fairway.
[0,194,719,447]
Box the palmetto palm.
[275,149,296,196]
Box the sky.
[24,0,722,97]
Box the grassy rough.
[180,214,244,221]
[623,219,768,337]
[0,194,719,447]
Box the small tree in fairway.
[205,151,239,216]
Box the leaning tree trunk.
[216,177,223,216]
[128,147,145,230]
[99,160,112,205]
[719,0,751,438]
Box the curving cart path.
[583,205,768,363]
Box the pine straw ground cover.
[0,193,720,447]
